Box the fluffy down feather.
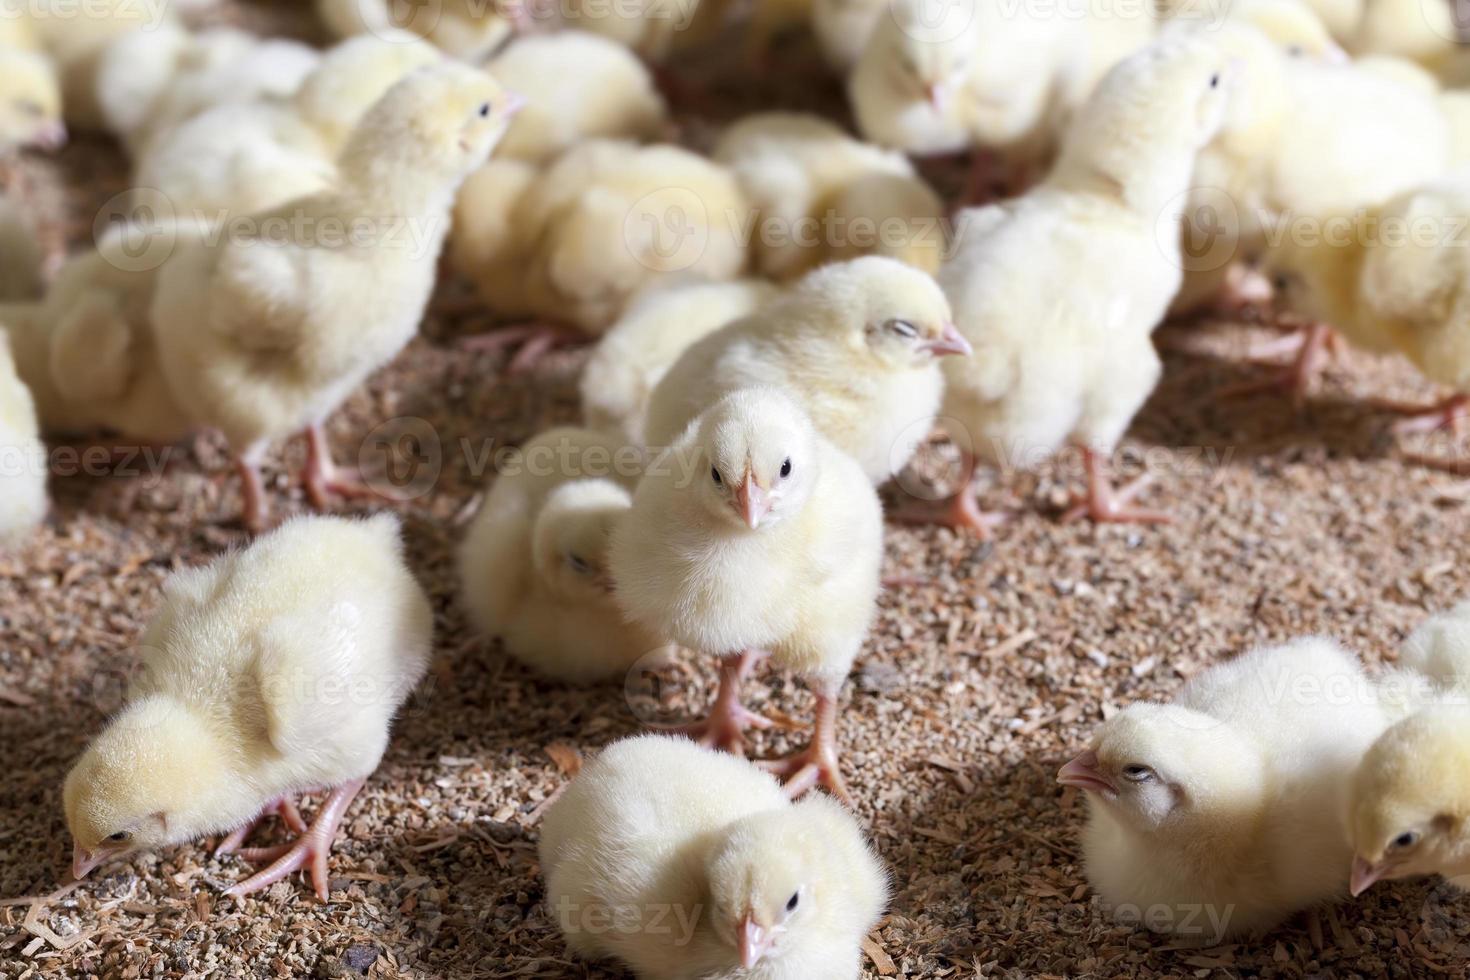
[0,329,46,545]
[0,196,43,301]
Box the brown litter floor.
[5,3,1470,978]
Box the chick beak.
[503,91,528,117]
[922,322,972,357]
[738,915,774,968]
[71,842,105,880]
[733,473,770,530]
[32,120,67,152]
[1057,750,1117,797]
[1322,42,1350,66]
[1350,855,1388,897]
[924,82,949,112]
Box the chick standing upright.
[935,38,1235,530]
[611,388,884,800]
[540,735,889,979]
[644,257,969,486]
[0,330,45,545]
[149,64,522,532]
[64,514,433,900]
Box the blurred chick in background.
[581,278,780,446]
[1061,638,1391,939]
[0,330,46,546]
[457,427,668,683]
[317,0,520,61]
[644,257,967,485]
[64,514,432,900]
[540,735,888,978]
[713,112,945,278]
[149,64,521,532]
[0,196,43,301]
[452,140,751,371]
[612,388,883,800]
[936,38,1233,531]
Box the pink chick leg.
[459,322,585,375]
[888,451,1010,536]
[661,651,776,755]
[757,689,851,805]
[214,796,309,856]
[1062,447,1172,526]
[224,779,366,902]
[302,423,384,510]
[1219,321,1336,406]
[1372,393,1470,435]
[236,449,270,534]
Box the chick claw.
[1062,449,1172,526]
[459,323,584,375]
[1219,322,1336,406]
[756,692,852,806]
[661,651,773,756]
[303,424,385,510]
[224,780,365,903]
[215,797,308,857]
[890,491,1009,537]
[1374,394,1470,436]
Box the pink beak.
[923,322,972,357]
[738,916,774,968]
[503,91,528,117]
[31,120,67,152]
[1350,855,1387,897]
[1322,42,1350,66]
[72,842,106,880]
[1057,750,1117,797]
[925,83,949,112]
[733,473,770,530]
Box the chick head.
[1060,703,1265,838]
[342,62,525,181]
[64,696,226,880]
[706,795,881,969]
[797,256,968,369]
[0,49,64,153]
[691,387,819,532]
[531,478,630,603]
[1348,708,1470,896]
[1229,0,1348,63]
[294,31,444,152]
[873,0,980,113]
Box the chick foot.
[1374,394,1469,435]
[1062,448,1171,525]
[236,453,271,534]
[461,323,585,374]
[663,651,774,755]
[215,796,309,856]
[224,780,365,902]
[1220,321,1335,405]
[758,691,851,805]
[890,490,1010,536]
[302,423,386,510]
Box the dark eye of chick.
[786,891,799,912]
[1392,831,1420,850]
[478,102,492,118]
[780,458,792,479]
[1122,764,1153,783]
[567,554,591,575]
[885,319,918,339]
[107,831,131,843]
[1208,73,1220,89]
[711,466,723,487]
[1287,45,1304,57]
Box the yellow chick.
[0,195,42,301]
[457,427,667,683]
[1060,638,1392,940]
[1350,0,1460,77]
[0,43,63,158]
[937,38,1233,530]
[64,514,433,900]
[540,735,889,978]
[811,0,887,72]
[316,0,517,61]
[581,277,780,446]
[23,0,167,131]
[149,64,522,532]
[713,112,946,278]
[0,329,46,545]
[486,31,669,166]
[555,0,705,61]
[611,388,884,800]
[451,139,752,365]
[645,257,967,485]
[1225,0,1350,61]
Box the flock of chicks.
[1,0,1470,974]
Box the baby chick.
[0,195,42,301]
[555,0,705,62]
[0,46,64,160]
[458,427,666,683]
[149,64,522,532]
[1061,637,1391,939]
[937,38,1233,529]
[0,329,46,545]
[65,514,433,900]
[540,735,889,978]
[811,0,887,72]
[611,388,884,799]
[487,31,669,166]
[713,112,946,278]
[24,0,165,131]
[316,0,517,61]
[581,278,780,446]
[645,257,967,486]
[451,140,751,363]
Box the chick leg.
[224,779,366,902]
[663,651,775,755]
[1219,321,1335,406]
[1373,394,1470,435]
[214,797,309,856]
[236,446,270,534]
[757,688,850,805]
[302,423,382,509]
[459,323,584,374]
[1062,447,1172,525]
[887,451,1010,535]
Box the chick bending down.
[148,64,522,532]
[64,514,433,901]
[1060,637,1393,940]
[611,388,883,801]
[933,38,1235,531]
[458,427,668,683]
[540,735,889,979]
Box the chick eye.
[1287,44,1304,57]
[567,554,592,575]
[15,100,42,118]
[1208,73,1220,89]
[106,831,131,843]
[1121,764,1154,783]
[1272,274,1291,291]
[885,318,919,339]
[711,466,723,487]
[779,458,792,479]
[1391,831,1422,851]
[478,102,492,118]
[786,891,799,912]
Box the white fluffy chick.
[486,31,668,166]
[317,0,517,61]
[713,112,946,278]
[937,38,1233,531]
[0,195,42,301]
[64,514,432,900]
[451,139,752,357]
[541,735,889,978]
[1060,637,1391,939]
[0,329,46,545]
[149,64,521,532]
[581,277,780,446]
[24,0,170,131]
[457,427,666,683]
[645,257,967,485]
[611,388,884,799]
